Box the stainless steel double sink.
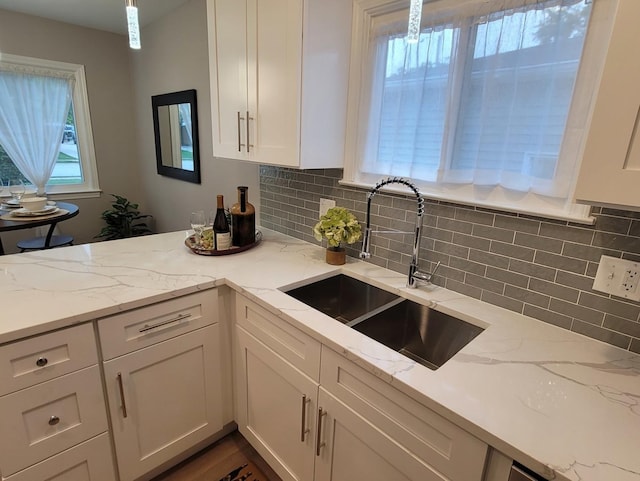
[283,274,483,370]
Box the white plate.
[11,206,59,217]
[1,202,21,209]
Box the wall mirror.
[152,89,200,183]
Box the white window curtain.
[0,68,73,195]
[361,0,591,200]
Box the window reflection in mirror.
[152,89,200,184]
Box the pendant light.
[125,0,141,50]
[407,0,423,44]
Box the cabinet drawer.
[4,433,115,481]
[320,347,488,481]
[99,290,218,360]
[236,295,321,381]
[0,323,98,396]
[0,365,108,477]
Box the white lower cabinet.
[236,326,318,481]
[99,290,225,481]
[315,387,440,481]
[319,348,488,481]
[234,294,489,481]
[0,324,113,481]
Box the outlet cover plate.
[593,255,640,302]
[319,198,336,218]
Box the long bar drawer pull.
[300,394,310,442]
[315,407,327,456]
[139,313,192,333]
[117,372,128,418]
[36,357,48,367]
[48,415,60,426]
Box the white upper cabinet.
[208,0,352,168]
[574,0,640,210]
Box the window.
[344,0,614,221]
[0,54,99,196]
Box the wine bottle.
[213,195,231,250]
[230,186,255,247]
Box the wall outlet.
[319,198,336,218]
[593,255,640,301]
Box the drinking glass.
[190,210,206,245]
[8,179,25,203]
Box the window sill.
[46,189,102,200]
[0,189,102,202]
[338,179,596,225]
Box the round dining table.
[0,202,79,255]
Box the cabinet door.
[314,388,450,481]
[210,0,250,160]
[574,0,640,209]
[103,324,223,481]
[235,325,317,481]
[248,0,302,166]
[320,348,487,481]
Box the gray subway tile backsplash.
[260,166,640,351]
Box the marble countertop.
[0,230,638,481]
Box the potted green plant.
[313,206,362,265]
[95,194,153,241]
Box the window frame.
[343,0,617,223]
[0,53,100,198]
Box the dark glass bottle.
[231,186,255,247]
[213,195,231,250]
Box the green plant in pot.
[95,194,153,240]
[313,206,362,265]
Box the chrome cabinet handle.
[117,372,128,418]
[315,407,327,456]
[300,395,310,442]
[48,415,60,426]
[36,357,48,367]
[237,111,245,152]
[246,111,254,152]
[139,313,191,333]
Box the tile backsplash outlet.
[319,198,335,218]
[593,255,640,302]
[260,165,640,353]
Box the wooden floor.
[152,431,282,481]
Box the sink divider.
[345,297,406,329]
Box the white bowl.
[20,196,48,212]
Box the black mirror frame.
[151,89,201,184]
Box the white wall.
[131,0,260,234]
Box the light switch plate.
[319,198,336,218]
[592,255,640,301]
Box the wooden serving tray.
[185,230,262,256]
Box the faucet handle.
[412,261,441,284]
[430,260,441,277]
